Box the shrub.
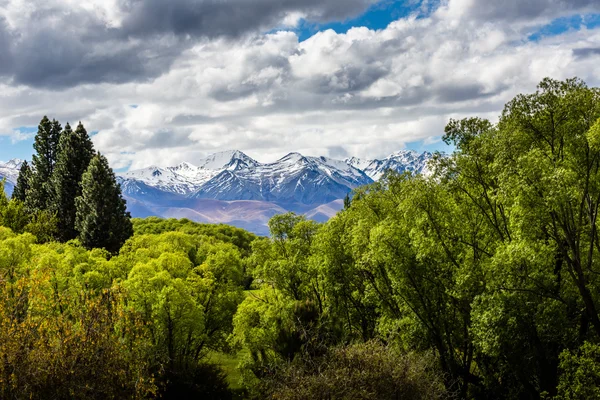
[259,341,449,400]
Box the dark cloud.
[306,64,389,94]
[573,47,600,58]
[0,0,597,90]
[436,83,505,103]
[0,18,13,75]
[119,0,378,38]
[10,27,185,88]
[0,0,376,89]
[462,0,599,22]
[171,114,217,126]
[144,128,196,149]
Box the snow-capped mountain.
[118,149,439,206]
[119,150,436,205]
[0,159,24,196]
[0,159,23,182]
[190,153,373,204]
[346,150,435,180]
[118,150,253,195]
[0,150,439,234]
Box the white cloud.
[0,0,599,167]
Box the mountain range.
[0,150,438,235]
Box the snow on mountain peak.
[0,159,24,187]
[1,159,24,169]
[173,161,197,170]
[197,150,258,171]
[279,152,307,164]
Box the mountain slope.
[190,153,373,204]
[0,150,441,234]
[0,159,23,197]
[346,150,435,180]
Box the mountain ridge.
[0,150,441,234]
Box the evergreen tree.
[343,193,351,210]
[74,121,95,160]
[12,161,31,202]
[49,119,62,174]
[75,153,133,253]
[25,116,53,211]
[51,123,95,241]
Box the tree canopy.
[1,78,600,399]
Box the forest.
[0,77,599,399]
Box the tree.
[74,121,95,161]
[51,122,95,241]
[49,119,62,173]
[343,193,351,210]
[26,116,54,211]
[75,153,132,253]
[11,161,31,202]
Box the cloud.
[441,0,599,24]
[0,0,378,88]
[0,0,599,167]
[573,47,600,58]
[120,0,379,38]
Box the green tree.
[26,116,54,211]
[11,161,31,202]
[557,342,600,400]
[51,122,95,241]
[49,119,62,172]
[252,213,322,302]
[75,153,132,253]
[343,193,351,210]
[0,180,29,234]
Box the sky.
[0,0,599,169]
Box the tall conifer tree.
[12,161,31,202]
[74,121,94,159]
[75,153,132,253]
[26,116,53,211]
[49,119,62,175]
[51,122,95,241]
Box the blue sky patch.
[528,13,600,41]
[0,127,37,162]
[295,0,433,41]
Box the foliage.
[25,116,54,212]
[557,342,600,400]
[259,341,449,400]
[0,232,156,399]
[75,154,132,253]
[51,122,96,241]
[15,116,130,252]
[230,78,600,399]
[132,217,257,256]
[0,214,255,398]
[11,161,31,202]
[1,79,599,398]
[0,180,57,242]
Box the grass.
[208,348,249,396]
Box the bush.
[259,341,449,400]
[557,342,600,400]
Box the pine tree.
[343,193,351,210]
[25,116,53,211]
[51,122,95,241]
[74,122,95,160]
[11,161,31,202]
[75,153,133,253]
[49,119,62,175]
